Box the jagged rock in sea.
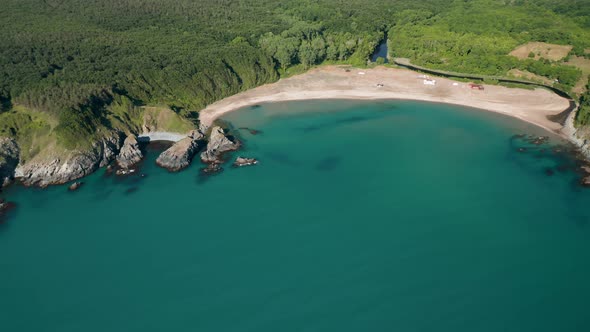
[156,130,204,171]
[233,157,258,167]
[0,138,20,187]
[68,181,83,191]
[117,134,143,170]
[200,126,240,163]
[15,133,123,187]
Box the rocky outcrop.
[200,126,240,163]
[0,138,20,187]
[201,163,223,174]
[15,133,123,187]
[156,130,204,171]
[563,110,590,158]
[99,135,123,167]
[116,134,143,169]
[233,157,258,167]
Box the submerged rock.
[117,134,143,170]
[68,181,83,191]
[239,127,262,135]
[201,162,223,174]
[0,198,16,222]
[581,166,590,186]
[233,157,258,167]
[200,126,240,163]
[0,138,20,187]
[527,135,549,145]
[156,130,204,171]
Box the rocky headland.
[14,133,123,187]
[0,121,247,189]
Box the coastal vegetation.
[575,83,590,126]
[0,0,589,154]
[389,0,590,93]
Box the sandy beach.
[199,66,570,133]
[137,131,186,142]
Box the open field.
[565,56,590,94]
[507,69,554,85]
[509,42,573,61]
[140,107,195,134]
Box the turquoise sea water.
[1,100,590,332]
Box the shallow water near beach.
[1,100,590,332]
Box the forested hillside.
[1,0,589,150]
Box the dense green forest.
[1,0,589,150]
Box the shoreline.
[199,65,570,135]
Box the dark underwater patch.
[508,134,588,185]
[124,187,139,195]
[264,151,301,166]
[0,200,17,227]
[315,156,341,172]
[300,114,376,133]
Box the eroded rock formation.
[156,130,204,171]
[200,126,240,163]
[117,134,143,170]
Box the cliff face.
[0,138,20,187]
[15,133,123,187]
[563,111,590,158]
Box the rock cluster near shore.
[0,123,255,188]
[156,130,204,171]
[117,134,143,170]
[199,126,240,174]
